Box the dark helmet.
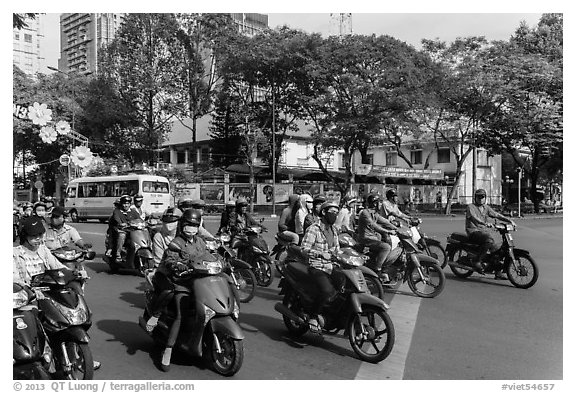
[312,194,327,206]
[162,207,182,223]
[33,201,47,211]
[181,208,202,226]
[190,199,206,208]
[20,216,46,238]
[119,195,132,204]
[342,195,357,206]
[236,197,249,207]
[320,201,339,215]
[474,189,487,197]
[386,189,397,200]
[178,198,195,210]
[21,201,33,210]
[366,193,381,208]
[133,194,144,202]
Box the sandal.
[146,316,159,332]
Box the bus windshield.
[142,181,169,194]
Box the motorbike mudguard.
[424,237,442,247]
[358,265,379,278]
[415,252,442,267]
[230,257,251,270]
[54,326,91,344]
[209,316,244,341]
[349,292,390,314]
[136,248,154,259]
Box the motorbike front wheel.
[348,305,395,363]
[204,331,244,377]
[364,275,385,300]
[232,268,257,303]
[57,341,94,380]
[407,263,445,298]
[506,253,539,289]
[254,258,273,287]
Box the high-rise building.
[13,15,45,77]
[58,13,124,74]
[230,13,268,36]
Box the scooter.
[209,232,257,303]
[340,229,446,298]
[274,246,395,364]
[139,251,244,376]
[405,218,447,268]
[51,244,95,293]
[31,269,94,380]
[231,221,274,287]
[446,223,539,289]
[104,218,155,276]
[13,283,54,380]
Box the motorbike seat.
[450,232,471,243]
[285,262,312,282]
[276,232,295,245]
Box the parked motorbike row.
[15,209,539,379]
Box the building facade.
[13,15,46,76]
[58,13,124,74]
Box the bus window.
[142,181,169,194]
[67,186,76,198]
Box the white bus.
[65,174,172,222]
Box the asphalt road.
[71,215,562,380]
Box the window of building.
[201,147,210,163]
[410,150,422,165]
[177,151,186,164]
[477,150,492,167]
[437,148,451,163]
[13,42,20,51]
[337,152,345,169]
[14,32,20,40]
[362,154,374,165]
[386,151,397,166]
[24,34,32,43]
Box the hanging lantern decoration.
[27,102,52,126]
[39,126,58,144]
[70,145,94,168]
[55,120,71,135]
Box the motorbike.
[13,283,54,380]
[30,268,94,380]
[231,221,274,287]
[274,246,395,364]
[139,251,244,376]
[104,218,156,276]
[209,232,257,303]
[340,229,446,298]
[14,210,20,242]
[51,245,96,293]
[446,223,539,289]
[270,232,297,276]
[405,218,447,268]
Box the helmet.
[236,197,249,207]
[190,199,206,208]
[312,194,327,205]
[386,189,397,200]
[133,194,144,202]
[120,195,132,204]
[33,201,47,211]
[162,207,182,223]
[474,189,487,197]
[226,200,236,209]
[181,208,202,226]
[342,195,357,206]
[320,201,339,213]
[20,216,46,238]
[178,198,195,210]
[21,202,33,209]
[50,206,67,218]
[366,193,381,208]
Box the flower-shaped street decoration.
[39,126,58,144]
[55,120,71,135]
[28,102,52,126]
[70,146,94,168]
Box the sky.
[40,12,544,73]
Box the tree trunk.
[530,148,541,213]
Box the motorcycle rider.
[300,201,344,333]
[108,195,133,264]
[21,202,34,218]
[128,194,147,221]
[303,194,327,233]
[277,194,300,245]
[217,201,236,234]
[229,197,259,235]
[382,189,412,225]
[357,193,397,280]
[33,201,48,224]
[152,207,182,268]
[44,206,91,251]
[466,188,516,279]
[145,209,210,371]
[335,195,357,234]
[179,198,216,240]
[43,196,55,216]
[295,193,313,242]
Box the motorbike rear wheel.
[348,305,395,363]
[57,341,94,380]
[232,268,257,303]
[448,249,474,278]
[407,263,445,298]
[426,242,447,269]
[204,331,244,377]
[506,253,539,289]
[364,275,385,300]
[282,291,308,337]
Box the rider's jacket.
[229,211,259,235]
[465,203,499,234]
[300,221,340,274]
[156,234,208,278]
[109,208,130,230]
[357,208,395,243]
[44,224,81,250]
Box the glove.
[173,262,189,274]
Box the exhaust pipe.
[274,303,306,325]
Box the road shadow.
[445,273,514,288]
[253,286,283,301]
[238,312,356,360]
[96,319,153,357]
[118,282,149,310]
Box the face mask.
[164,222,178,233]
[324,211,338,225]
[35,210,46,217]
[183,225,199,237]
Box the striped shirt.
[13,245,67,285]
[301,221,340,274]
[44,224,82,250]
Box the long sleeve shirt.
[152,231,175,267]
[109,208,130,230]
[357,208,396,243]
[300,221,340,274]
[466,203,501,234]
[157,235,208,278]
[13,245,67,285]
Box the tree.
[99,13,184,165]
[478,14,563,212]
[13,13,37,29]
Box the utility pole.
[271,82,277,218]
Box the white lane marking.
[79,231,106,237]
[355,285,422,380]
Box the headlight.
[53,302,88,325]
[13,290,29,309]
[203,305,216,325]
[506,224,515,231]
[345,256,365,267]
[250,226,262,234]
[202,260,223,275]
[233,300,240,320]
